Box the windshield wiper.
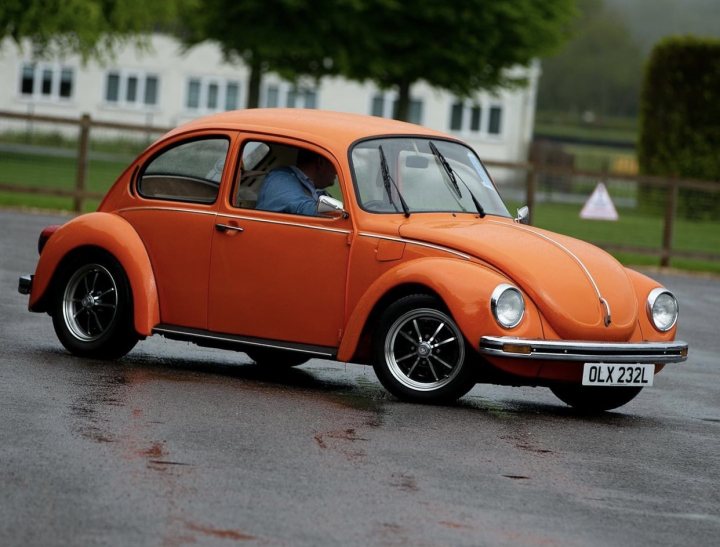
[429,141,462,199]
[378,145,410,218]
[429,141,486,218]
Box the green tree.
[0,0,189,59]
[338,0,576,121]
[536,0,644,118]
[184,0,340,109]
[638,36,720,220]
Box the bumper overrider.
[18,275,33,295]
[479,336,688,364]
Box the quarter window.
[139,138,230,204]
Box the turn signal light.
[502,343,532,355]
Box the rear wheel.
[550,385,643,412]
[52,253,138,359]
[372,295,476,404]
[245,347,310,368]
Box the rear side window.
[139,138,230,204]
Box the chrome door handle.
[215,223,244,233]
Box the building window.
[104,71,159,108]
[225,82,239,110]
[106,73,120,102]
[59,69,73,98]
[450,102,464,131]
[19,63,74,102]
[407,100,423,125]
[488,105,502,135]
[264,85,279,107]
[187,79,201,109]
[449,99,502,138]
[286,86,317,109]
[371,95,384,117]
[470,106,482,132]
[21,65,34,95]
[144,76,158,106]
[185,78,242,113]
[372,92,424,125]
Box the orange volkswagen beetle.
[19,109,688,411]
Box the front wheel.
[52,253,138,359]
[372,295,476,404]
[550,385,643,412]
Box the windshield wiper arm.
[429,141,462,199]
[378,145,410,218]
[429,141,486,218]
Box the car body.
[18,109,688,411]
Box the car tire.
[246,347,310,368]
[52,252,138,360]
[550,385,643,412]
[372,294,477,404]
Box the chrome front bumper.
[479,336,688,364]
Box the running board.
[152,324,337,358]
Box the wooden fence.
[1,110,719,267]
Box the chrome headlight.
[491,284,525,329]
[647,288,679,332]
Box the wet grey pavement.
[1,209,719,546]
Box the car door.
[207,138,352,349]
[119,132,238,329]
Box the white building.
[0,34,539,163]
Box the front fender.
[337,257,544,362]
[30,212,159,336]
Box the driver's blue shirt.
[256,166,324,216]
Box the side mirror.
[317,195,348,218]
[515,205,530,224]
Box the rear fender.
[337,257,544,362]
[30,212,159,336]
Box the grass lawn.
[531,202,720,274]
[0,150,128,212]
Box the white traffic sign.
[580,182,619,221]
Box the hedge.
[638,36,720,220]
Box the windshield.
[351,137,510,217]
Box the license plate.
[582,363,654,387]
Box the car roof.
[165,108,453,151]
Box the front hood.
[399,218,637,340]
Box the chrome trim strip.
[487,220,612,325]
[153,326,337,357]
[117,206,352,235]
[217,213,351,235]
[479,336,688,364]
[118,206,217,216]
[358,232,472,260]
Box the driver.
[256,149,336,216]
